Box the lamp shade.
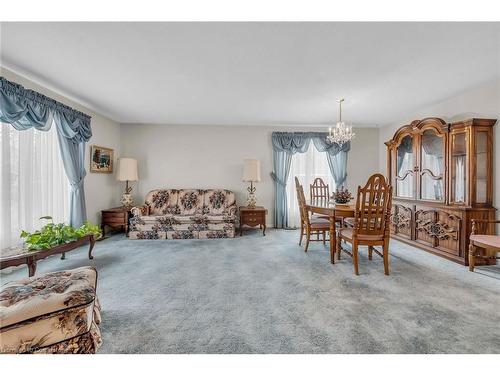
[117,158,138,181]
[242,159,261,182]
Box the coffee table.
[0,235,95,277]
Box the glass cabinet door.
[419,129,445,201]
[475,130,488,204]
[450,132,467,204]
[395,134,414,198]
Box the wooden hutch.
[385,117,497,265]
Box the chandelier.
[327,98,355,147]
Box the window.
[286,146,335,228]
[0,122,70,249]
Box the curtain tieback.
[69,179,84,191]
[270,172,287,188]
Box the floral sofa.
[129,189,237,239]
[0,266,102,354]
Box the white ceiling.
[1,22,499,127]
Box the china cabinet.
[385,118,496,265]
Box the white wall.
[377,79,500,211]
[1,68,122,225]
[120,124,379,225]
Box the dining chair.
[468,219,500,272]
[310,177,330,201]
[295,177,330,251]
[336,173,393,275]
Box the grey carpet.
[2,229,500,354]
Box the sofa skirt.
[129,228,235,239]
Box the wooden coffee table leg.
[88,235,95,260]
[27,258,37,277]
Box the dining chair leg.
[305,227,311,253]
[468,242,476,272]
[368,246,373,260]
[336,234,342,260]
[299,225,304,246]
[352,241,359,275]
[383,241,389,276]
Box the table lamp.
[243,159,261,208]
[117,158,138,208]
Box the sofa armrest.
[131,204,150,217]
[225,205,238,218]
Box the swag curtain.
[0,77,92,227]
[271,132,350,228]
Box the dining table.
[305,198,356,264]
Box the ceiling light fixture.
[327,98,355,147]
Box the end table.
[101,206,131,237]
[239,206,267,236]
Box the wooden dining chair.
[336,174,393,275]
[468,219,500,272]
[310,177,330,201]
[295,177,330,251]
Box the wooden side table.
[239,206,267,236]
[101,207,131,237]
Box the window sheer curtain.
[286,146,336,228]
[0,122,70,249]
[271,132,349,228]
[0,76,91,228]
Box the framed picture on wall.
[90,145,114,173]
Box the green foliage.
[20,216,102,251]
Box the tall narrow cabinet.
[385,117,497,265]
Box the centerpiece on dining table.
[331,186,353,207]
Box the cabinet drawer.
[103,212,126,219]
[241,215,264,223]
[243,216,261,223]
[103,217,126,225]
[242,211,262,216]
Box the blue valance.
[0,76,92,142]
[272,132,350,156]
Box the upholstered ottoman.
[0,266,102,354]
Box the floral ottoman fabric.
[129,189,237,240]
[0,266,102,354]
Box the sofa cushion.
[172,214,197,223]
[0,267,101,354]
[178,189,205,215]
[203,189,236,215]
[145,189,180,215]
[204,213,237,223]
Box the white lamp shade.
[243,159,261,182]
[117,158,138,181]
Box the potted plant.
[21,216,102,251]
[331,186,353,206]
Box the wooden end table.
[0,235,95,277]
[239,206,267,236]
[101,206,131,237]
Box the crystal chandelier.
[327,98,355,146]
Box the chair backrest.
[295,177,309,225]
[353,174,393,237]
[310,178,330,201]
